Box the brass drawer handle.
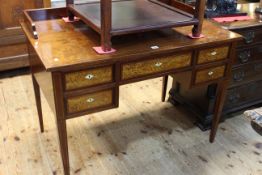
[244,31,255,44]
[211,51,217,56]
[86,98,95,103]
[208,71,214,76]
[85,74,94,80]
[155,62,163,67]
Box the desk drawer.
[197,46,229,64]
[65,66,113,90]
[194,65,226,84]
[66,89,113,114]
[121,52,191,80]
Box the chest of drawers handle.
[208,71,214,76]
[85,74,95,80]
[233,71,245,82]
[155,62,163,67]
[238,50,250,63]
[244,31,255,44]
[228,93,240,103]
[86,98,95,103]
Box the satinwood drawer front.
[194,65,226,84]
[65,66,113,90]
[121,52,191,80]
[66,89,113,114]
[197,46,229,64]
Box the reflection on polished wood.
[21,8,242,175]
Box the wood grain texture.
[21,9,242,175]
[169,3,262,130]
[197,46,229,64]
[122,53,192,80]
[0,43,29,71]
[20,16,241,71]
[66,89,113,114]
[0,43,27,58]
[0,0,46,71]
[65,66,113,90]
[0,75,261,175]
[195,65,226,84]
[0,0,42,29]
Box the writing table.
[21,7,241,175]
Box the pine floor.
[0,73,261,175]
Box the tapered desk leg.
[52,72,70,175]
[32,75,44,133]
[56,119,70,175]
[209,81,227,143]
[162,76,168,102]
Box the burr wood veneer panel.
[197,46,229,64]
[65,66,113,91]
[122,53,192,80]
[66,89,113,114]
[194,65,226,84]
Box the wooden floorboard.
[0,74,261,175]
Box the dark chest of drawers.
[169,3,262,130]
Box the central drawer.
[121,52,192,80]
[66,89,114,114]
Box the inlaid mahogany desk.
[21,8,241,175]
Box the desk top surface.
[22,17,241,71]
